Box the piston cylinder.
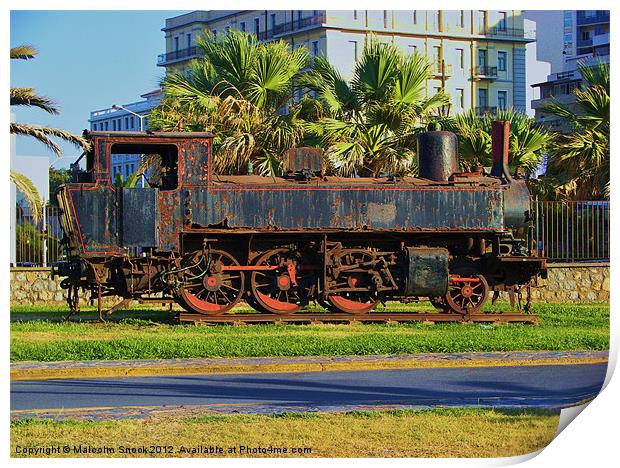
[417,131,459,182]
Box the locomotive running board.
[178,312,539,324]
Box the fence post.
[42,199,47,268]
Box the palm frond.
[10,123,90,155]
[11,87,60,114]
[10,44,38,60]
[10,170,43,222]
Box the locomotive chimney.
[417,125,459,182]
[491,120,512,181]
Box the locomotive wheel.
[250,248,315,315]
[444,272,489,315]
[326,249,379,315]
[178,249,245,316]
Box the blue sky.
[10,10,187,165]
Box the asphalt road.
[11,362,607,416]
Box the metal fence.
[12,200,610,266]
[14,204,64,267]
[532,200,610,263]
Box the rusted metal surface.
[67,183,119,254]
[190,187,504,231]
[403,247,449,297]
[182,140,211,185]
[121,188,158,248]
[285,147,323,173]
[491,120,512,181]
[157,191,181,251]
[417,131,459,182]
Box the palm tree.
[10,44,89,221]
[444,108,551,175]
[299,37,450,177]
[149,31,308,176]
[539,60,609,200]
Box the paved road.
[11,363,607,417]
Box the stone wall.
[9,263,610,306]
[529,263,610,302]
[10,268,66,305]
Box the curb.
[10,351,609,381]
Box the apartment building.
[529,10,610,132]
[157,10,536,114]
[88,90,162,186]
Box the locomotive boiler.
[53,120,546,322]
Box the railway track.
[179,311,539,325]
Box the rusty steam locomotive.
[54,120,546,322]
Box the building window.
[349,40,358,61]
[456,48,464,69]
[478,49,487,66]
[298,11,303,23]
[582,30,591,40]
[187,33,191,47]
[212,29,217,36]
[105,121,109,131]
[113,120,117,131]
[497,91,507,110]
[498,12,507,31]
[497,51,507,71]
[270,13,276,31]
[584,10,597,19]
[353,10,358,20]
[478,88,488,108]
[413,10,417,25]
[174,36,179,51]
[312,40,319,57]
[459,10,465,28]
[254,18,260,35]
[130,163,135,174]
[477,10,486,34]
[432,46,442,67]
[130,116,135,129]
[456,88,464,108]
[240,22,246,32]
[383,10,388,29]
[225,26,230,34]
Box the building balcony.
[483,26,536,41]
[157,46,202,66]
[474,66,498,80]
[531,93,575,111]
[474,106,497,116]
[576,10,610,26]
[257,12,326,41]
[593,33,610,47]
[430,63,453,78]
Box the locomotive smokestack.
[417,126,459,182]
[491,120,512,181]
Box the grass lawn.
[10,408,559,458]
[10,302,609,362]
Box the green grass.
[10,408,560,458]
[10,302,609,362]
